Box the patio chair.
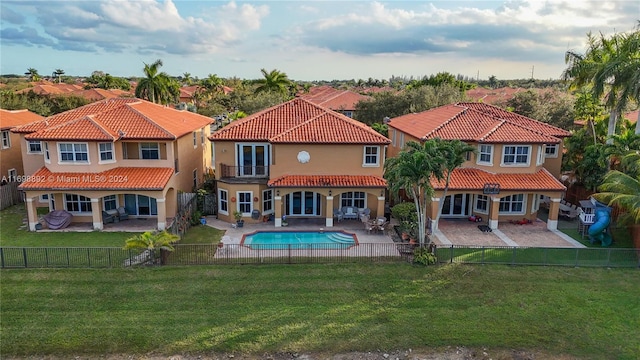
[102,211,116,224]
[375,220,389,234]
[342,206,358,220]
[333,208,343,222]
[363,220,376,234]
[117,206,129,221]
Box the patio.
[35,217,173,233]
[432,217,585,248]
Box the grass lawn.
[0,204,134,247]
[1,264,639,359]
[0,204,226,247]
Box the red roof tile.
[16,98,212,141]
[268,175,387,188]
[389,102,569,144]
[1,109,44,130]
[18,167,174,191]
[300,86,370,110]
[430,168,566,191]
[210,98,390,144]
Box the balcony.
[219,164,269,179]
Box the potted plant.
[281,215,288,227]
[233,210,244,228]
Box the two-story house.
[0,109,44,182]
[209,98,391,227]
[387,102,571,231]
[13,98,213,231]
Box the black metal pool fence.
[0,244,638,268]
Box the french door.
[237,144,268,176]
[441,194,471,217]
[285,191,321,216]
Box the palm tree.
[53,69,65,83]
[593,168,640,225]
[563,29,640,142]
[433,139,476,225]
[255,68,292,96]
[384,140,444,245]
[135,59,175,104]
[182,72,192,86]
[24,68,39,81]
[123,230,179,265]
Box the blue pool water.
[242,231,357,249]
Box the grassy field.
[1,264,639,359]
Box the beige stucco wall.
[214,142,385,179]
[0,131,25,178]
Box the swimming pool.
[242,231,357,249]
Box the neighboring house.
[387,102,572,231]
[0,109,44,182]
[300,86,370,118]
[209,98,391,227]
[13,98,213,231]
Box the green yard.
[1,264,639,359]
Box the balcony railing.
[219,164,269,178]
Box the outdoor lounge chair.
[342,206,358,220]
[102,211,116,224]
[333,208,343,222]
[117,206,129,221]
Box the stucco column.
[547,198,561,230]
[376,195,385,219]
[326,195,334,227]
[91,198,103,230]
[489,196,500,230]
[156,197,166,230]
[274,195,283,227]
[430,197,440,230]
[26,197,39,231]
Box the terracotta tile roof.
[1,109,44,130]
[389,103,568,144]
[70,88,132,101]
[268,175,387,188]
[210,98,390,144]
[300,86,370,110]
[18,167,174,191]
[15,98,212,141]
[431,168,566,191]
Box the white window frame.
[58,142,89,164]
[193,131,197,148]
[139,142,160,160]
[237,191,253,216]
[501,145,530,167]
[262,189,273,214]
[391,129,396,147]
[218,189,229,215]
[99,142,115,163]
[531,194,542,213]
[200,128,205,146]
[64,193,92,214]
[39,194,49,202]
[1,130,10,149]
[27,140,42,154]
[341,191,366,209]
[477,144,493,165]
[536,145,545,165]
[363,146,380,167]
[44,142,50,163]
[103,195,118,211]
[499,194,526,215]
[400,133,405,149]
[474,195,489,214]
[545,144,559,158]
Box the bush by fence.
[1,244,638,269]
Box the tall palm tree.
[433,139,476,224]
[135,59,175,104]
[563,29,640,142]
[24,68,39,81]
[123,230,179,265]
[53,68,65,83]
[182,72,192,86]
[255,68,292,96]
[384,140,444,245]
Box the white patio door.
[285,191,321,216]
[237,144,268,176]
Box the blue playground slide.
[588,208,612,246]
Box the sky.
[1,0,638,81]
